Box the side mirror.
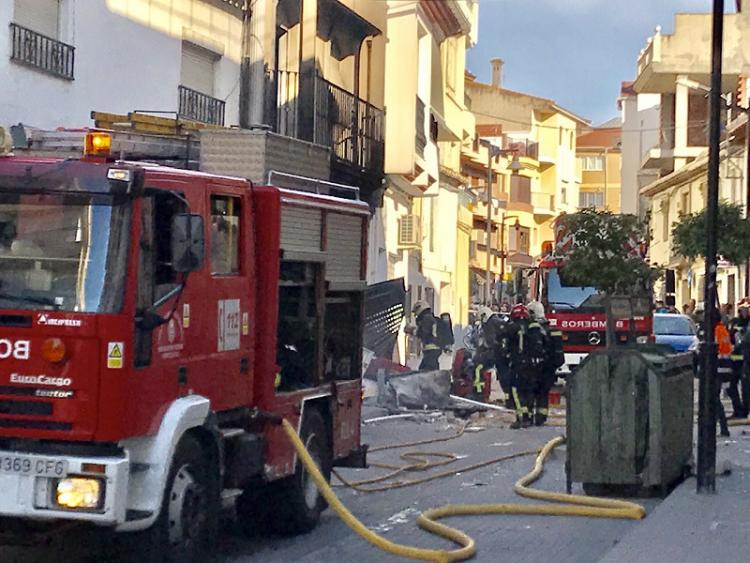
[171,214,204,273]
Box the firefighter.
[729,300,750,417]
[476,306,510,404]
[406,301,442,371]
[527,301,564,426]
[506,303,547,429]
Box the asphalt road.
[1,406,661,563]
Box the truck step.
[220,427,246,439]
[221,488,244,509]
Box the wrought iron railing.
[415,96,426,158]
[505,138,539,159]
[313,76,385,174]
[9,23,75,80]
[178,85,225,126]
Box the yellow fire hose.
[280,419,646,563]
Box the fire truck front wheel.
[136,434,219,562]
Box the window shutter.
[14,0,60,38]
[180,42,216,96]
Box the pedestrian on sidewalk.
[697,309,731,436]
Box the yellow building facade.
[576,123,623,213]
[464,64,588,294]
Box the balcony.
[634,13,748,94]
[178,85,226,126]
[505,138,539,160]
[9,23,75,80]
[531,191,555,218]
[314,76,385,180]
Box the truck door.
[188,187,254,411]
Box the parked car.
[653,313,699,353]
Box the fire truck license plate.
[0,455,67,477]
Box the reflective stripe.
[550,331,562,336]
[538,408,548,415]
[424,344,440,350]
[731,355,743,361]
[474,365,485,392]
[512,387,522,413]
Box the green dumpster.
[566,347,694,496]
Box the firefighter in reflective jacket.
[506,304,547,429]
[407,301,442,371]
[527,301,564,426]
[697,311,732,436]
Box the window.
[561,186,568,205]
[569,131,574,149]
[14,0,59,38]
[180,41,217,95]
[680,191,690,215]
[579,191,604,209]
[210,195,241,275]
[581,155,604,170]
[508,225,530,254]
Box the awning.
[317,0,381,60]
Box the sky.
[467,0,738,126]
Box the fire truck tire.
[134,434,219,562]
[273,409,332,535]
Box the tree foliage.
[558,208,657,296]
[672,201,750,266]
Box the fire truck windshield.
[547,267,600,309]
[0,192,130,313]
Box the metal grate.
[178,85,225,126]
[364,279,406,359]
[0,401,52,416]
[9,23,75,80]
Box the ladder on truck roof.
[8,111,362,201]
[267,171,360,202]
[9,110,205,169]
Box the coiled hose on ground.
[280,419,646,563]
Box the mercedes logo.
[588,331,601,346]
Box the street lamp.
[479,140,521,305]
[498,215,521,304]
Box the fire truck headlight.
[55,477,103,510]
[636,336,649,345]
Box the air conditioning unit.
[398,215,421,248]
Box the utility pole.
[697,0,724,494]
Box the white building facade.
[1,0,243,129]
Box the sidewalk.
[601,429,750,563]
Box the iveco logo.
[588,331,602,346]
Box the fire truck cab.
[0,128,367,559]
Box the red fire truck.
[0,128,368,559]
[529,214,652,374]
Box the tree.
[558,208,659,348]
[672,201,750,267]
